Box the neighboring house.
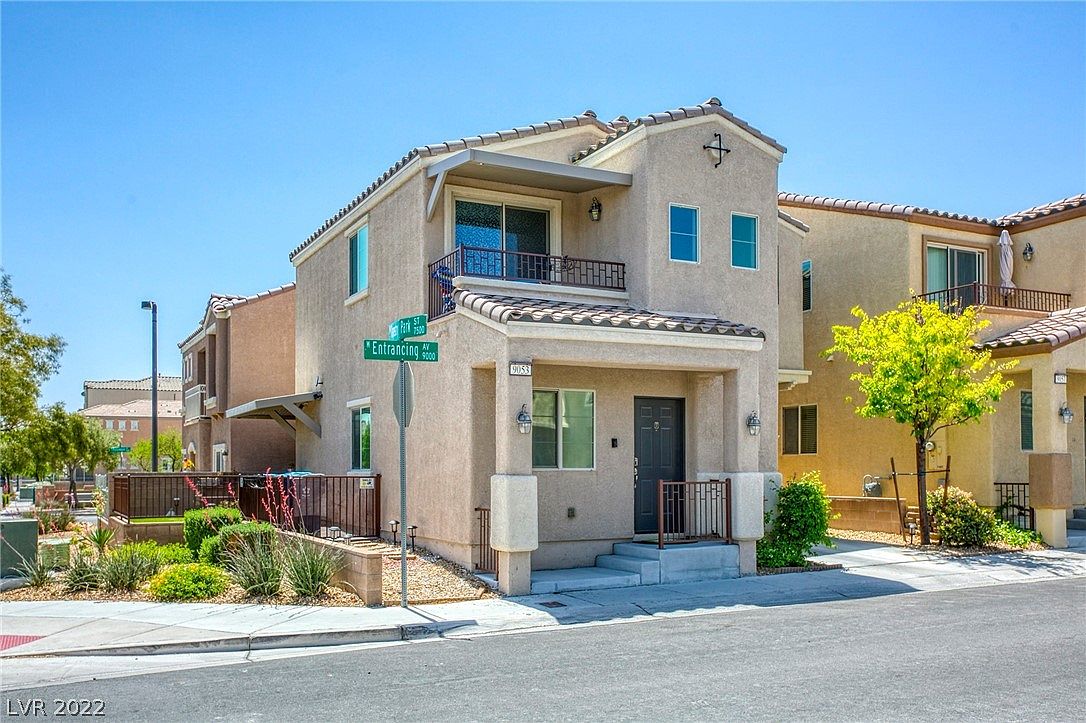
[82,375,182,408]
[178,284,297,474]
[258,98,809,593]
[80,399,183,470]
[777,192,1085,545]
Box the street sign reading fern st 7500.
[362,339,439,362]
[388,314,427,342]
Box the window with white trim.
[731,213,758,269]
[349,224,369,296]
[104,419,114,430]
[669,204,699,263]
[532,389,595,469]
[117,420,127,431]
[130,420,139,431]
[351,406,372,470]
[782,405,817,455]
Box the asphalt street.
[3,577,1083,722]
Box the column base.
[497,551,532,595]
[737,540,757,576]
[1035,507,1068,549]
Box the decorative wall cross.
[703,132,731,168]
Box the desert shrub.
[62,551,102,592]
[147,563,229,601]
[219,521,277,552]
[16,552,51,588]
[927,486,996,547]
[156,543,194,566]
[183,506,243,556]
[281,539,342,598]
[198,535,223,564]
[992,519,1043,548]
[79,526,114,556]
[22,505,77,535]
[226,536,282,596]
[757,471,835,568]
[99,543,161,591]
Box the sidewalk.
[2,545,1084,659]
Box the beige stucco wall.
[1008,214,1086,307]
[778,223,806,371]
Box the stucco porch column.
[1030,357,1072,548]
[691,373,726,473]
[722,364,760,472]
[490,350,538,595]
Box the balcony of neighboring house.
[183,384,207,423]
[422,149,633,320]
[916,283,1071,314]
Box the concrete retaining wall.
[829,496,906,535]
[277,530,382,606]
[108,516,185,544]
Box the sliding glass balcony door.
[927,245,985,307]
[454,200,549,281]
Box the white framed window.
[1020,391,1033,451]
[212,444,227,472]
[350,405,372,471]
[104,419,114,430]
[183,354,193,383]
[348,223,369,297]
[802,260,812,312]
[782,404,817,455]
[444,186,562,257]
[731,213,758,269]
[669,204,699,263]
[532,389,595,469]
[926,242,986,293]
[117,420,127,431]
[130,420,139,431]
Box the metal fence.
[657,479,733,549]
[994,481,1035,531]
[917,283,1071,314]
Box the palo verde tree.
[827,298,1015,544]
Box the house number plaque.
[509,362,532,377]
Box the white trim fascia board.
[180,330,206,353]
[506,321,764,351]
[575,124,647,168]
[419,125,612,164]
[346,396,372,409]
[426,148,633,190]
[777,217,808,237]
[778,369,812,384]
[453,275,630,303]
[342,214,370,241]
[291,155,422,267]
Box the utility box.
[1,517,38,577]
[39,537,71,569]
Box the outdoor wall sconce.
[516,404,533,434]
[1022,242,1035,262]
[1059,403,1074,425]
[588,197,602,222]
[746,411,761,436]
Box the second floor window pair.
[669,205,758,269]
[349,225,369,296]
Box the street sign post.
[362,314,439,608]
[109,446,131,454]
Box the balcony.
[427,245,626,320]
[917,283,1071,314]
[184,384,206,422]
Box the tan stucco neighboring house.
[82,375,182,408]
[267,98,810,593]
[178,284,297,474]
[777,192,1085,546]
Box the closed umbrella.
[998,229,1016,289]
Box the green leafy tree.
[130,430,183,471]
[827,298,1015,544]
[49,406,120,492]
[0,273,65,433]
[13,410,66,480]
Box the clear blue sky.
[3,2,1084,410]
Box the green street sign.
[388,314,428,342]
[363,339,439,362]
[110,446,131,454]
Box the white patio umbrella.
[998,229,1016,290]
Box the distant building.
[79,399,183,470]
[82,376,183,409]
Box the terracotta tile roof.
[777,209,810,233]
[80,399,184,419]
[978,306,1086,351]
[180,283,295,348]
[289,112,613,261]
[570,97,786,163]
[84,376,182,392]
[778,192,1086,229]
[454,290,765,339]
[995,194,1086,226]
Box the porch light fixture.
[1022,242,1035,262]
[746,411,761,436]
[1059,402,1074,425]
[588,197,602,222]
[516,404,533,434]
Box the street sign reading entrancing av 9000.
[362,339,439,362]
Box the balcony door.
[454,199,549,281]
[927,244,985,306]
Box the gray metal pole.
[399,359,408,607]
[150,302,159,472]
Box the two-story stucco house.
[250,99,807,594]
[179,284,297,474]
[778,193,1085,546]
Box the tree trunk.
[915,438,931,545]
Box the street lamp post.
[141,300,158,472]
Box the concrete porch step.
[529,567,642,595]
[596,554,660,583]
[1066,517,1086,530]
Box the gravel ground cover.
[827,527,1047,555]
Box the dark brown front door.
[634,397,685,534]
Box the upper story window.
[351,405,372,471]
[532,389,595,469]
[117,420,127,431]
[454,198,550,280]
[104,420,114,430]
[1020,391,1033,451]
[131,420,139,431]
[926,243,985,293]
[183,354,193,383]
[668,204,699,263]
[349,224,369,297]
[802,260,812,311]
[782,404,817,455]
[731,214,758,269]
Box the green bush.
[79,526,114,556]
[198,535,224,565]
[927,486,996,547]
[183,506,243,556]
[156,543,194,566]
[99,543,162,591]
[62,551,101,592]
[219,522,278,552]
[281,539,342,598]
[992,520,1043,548]
[147,563,229,601]
[757,471,835,568]
[226,536,282,596]
[16,552,51,588]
